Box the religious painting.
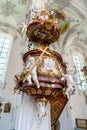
[76,118,87,129]
[4,102,11,113]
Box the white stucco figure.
[19,23,27,40]
[25,57,40,88]
[30,0,46,21]
[36,101,46,118]
[42,57,58,74]
[61,67,76,99]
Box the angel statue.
[61,67,76,99]
[25,57,40,88]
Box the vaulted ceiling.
[0,0,87,53]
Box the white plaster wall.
[0,25,25,130]
[60,46,87,130]
[59,102,74,130]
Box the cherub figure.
[61,67,76,99]
[36,101,46,118]
[25,57,40,88]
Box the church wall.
[59,102,74,130]
[59,45,87,130]
[0,25,24,130]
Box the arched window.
[0,33,13,83]
[73,53,87,90]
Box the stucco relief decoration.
[0,28,9,33]
[14,0,77,126]
[34,97,48,124]
[83,0,87,10]
[18,0,27,4]
[18,23,28,40]
[0,1,17,17]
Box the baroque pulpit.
[14,0,75,129]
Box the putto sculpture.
[25,56,40,88]
[61,67,76,98]
[36,101,46,118]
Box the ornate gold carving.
[82,66,87,79]
[85,57,87,64]
[36,88,43,94]
[45,88,52,95]
[51,96,67,126]
[51,90,60,97]
[35,97,48,104]
[26,21,59,45]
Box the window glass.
[0,37,11,82]
[73,54,87,90]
